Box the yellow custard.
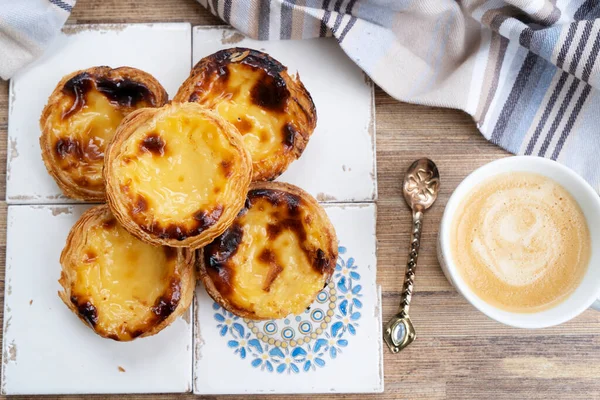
[202,183,338,320]
[104,102,252,248]
[115,107,238,223]
[199,64,290,160]
[48,90,130,191]
[59,206,187,341]
[174,48,316,181]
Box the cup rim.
[440,156,600,328]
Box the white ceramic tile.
[7,23,192,204]
[4,23,382,396]
[1,205,193,395]
[193,27,376,203]
[193,203,383,394]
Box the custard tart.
[199,182,338,320]
[104,102,252,248]
[58,205,195,341]
[40,66,168,201]
[174,48,317,182]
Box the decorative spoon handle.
[384,158,439,354]
[399,210,423,317]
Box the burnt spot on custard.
[55,138,83,160]
[249,72,289,112]
[62,73,94,119]
[266,219,307,242]
[71,296,99,327]
[248,188,301,216]
[138,206,224,241]
[258,248,284,292]
[163,246,178,261]
[61,71,156,119]
[312,248,330,275]
[130,330,145,340]
[102,217,117,229]
[150,278,181,322]
[194,206,224,232]
[282,123,297,150]
[220,160,233,178]
[139,133,166,156]
[190,48,290,112]
[95,77,155,108]
[203,223,244,296]
[54,134,104,166]
[132,195,148,214]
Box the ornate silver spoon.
[383,158,440,353]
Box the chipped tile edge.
[220,30,246,45]
[368,79,378,203]
[1,209,14,395]
[192,24,233,33]
[192,287,204,394]
[6,78,16,186]
[62,22,193,35]
[376,285,385,393]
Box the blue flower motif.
[269,347,301,374]
[336,278,362,335]
[246,339,275,372]
[213,244,362,373]
[313,331,348,359]
[226,324,251,359]
[213,303,242,337]
[334,246,361,282]
[289,342,327,372]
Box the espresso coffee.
[450,172,590,313]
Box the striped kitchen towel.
[0,0,75,80]
[199,0,600,189]
[2,1,600,189]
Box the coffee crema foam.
[451,172,590,313]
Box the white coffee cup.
[437,156,600,328]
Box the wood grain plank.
[1,0,599,399]
[67,0,222,25]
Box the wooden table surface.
[2,1,600,399]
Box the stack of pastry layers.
[39,48,338,342]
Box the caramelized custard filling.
[191,63,294,160]
[204,188,336,319]
[48,73,155,191]
[113,107,244,240]
[69,216,180,340]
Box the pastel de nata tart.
[174,48,317,182]
[104,102,252,248]
[40,66,168,201]
[199,181,338,320]
[58,205,195,341]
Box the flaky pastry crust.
[199,181,338,320]
[58,205,195,341]
[104,102,252,248]
[174,48,317,181]
[40,66,168,201]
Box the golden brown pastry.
[58,205,195,341]
[199,182,338,320]
[104,102,252,248]
[40,66,168,201]
[174,48,317,182]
